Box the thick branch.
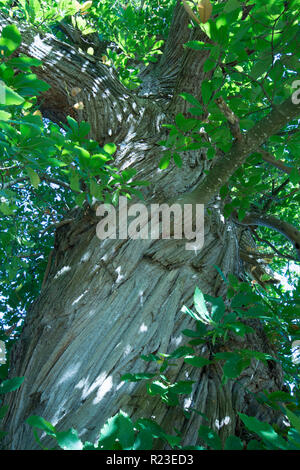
[259,149,299,176]
[141,0,213,112]
[57,20,110,57]
[0,14,141,145]
[179,96,300,205]
[240,213,300,260]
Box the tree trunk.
[0,2,285,450]
[2,197,283,450]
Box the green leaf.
[26,415,56,436]
[136,418,181,448]
[201,80,213,105]
[103,143,117,155]
[283,406,300,435]
[0,202,15,215]
[133,428,153,450]
[223,356,249,378]
[204,58,216,72]
[66,116,78,133]
[204,294,225,322]
[75,192,86,207]
[231,292,254,308]
[238,413,289,450]
[82,441,96,449]
[7,55,42,70]
[175,113,198,132]
[0,25,21,56]
[0,110,11,121]
[181,305,201,322]
[47,158,67,168]
[185,41,206,50]
[20,115,43,139]
[182,328,202,338]
[70,172,80,192]
[56,428,83,450]
[13,73,50,95]
[75,145,90,168]
[4,86,25,105]
[246,439,264,450]
[184,356,211,368]
[26,167,40,189]
[289,167,300,185]
[140,354,160,362]
[159,152,171,169]
[179,92,202,107]
[97,411,135,450]
[189,107,204,116]
[170,381,195,395]
[169,346,194,359]
[0,376,24,394]
[78,121,90,139]
[193,287,212,324]
[223,0,241,13]
[198,425,222,450]
[0,404,9,419]
[251,56,273,80]
[225,435,244,450]
[148,380,168,396]
[90,179,103,200]
[173,152,182,168]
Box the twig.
[15,252,43,259]
[252,230,297,262]
[3,174,79,193]
[223,63,272,103]
[261,178,290,211]
[236,212,300,261]
[39,218,74,237]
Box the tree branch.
[57,20,109,57]
[3,177,27,190]
[0,13,142,145]
[141,0,213,112]
[3,175,74,192]
[259,149,299,176]
[39,218,74,237]
[261,178,290,211]
[215,96,243,141]
[178,96,300,205]
[252,230,297,262]
[239,213,300,260]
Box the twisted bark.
[0,2,294,450]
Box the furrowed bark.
[0,3,290,450]
[0,14,145,145]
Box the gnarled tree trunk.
[3,200,284,450]
[1,1,286,449]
